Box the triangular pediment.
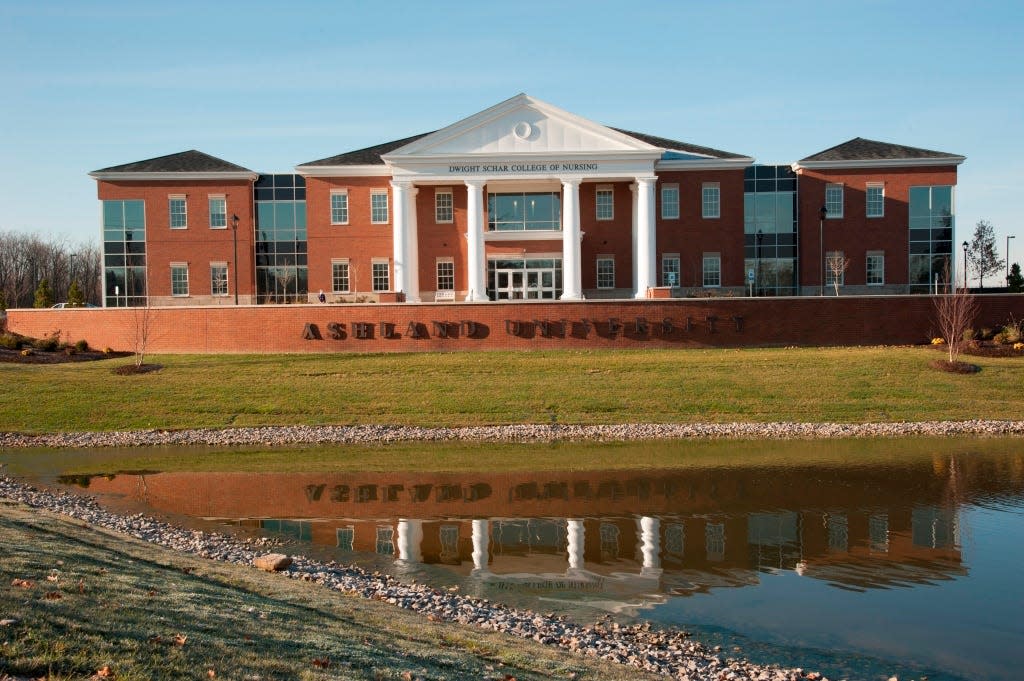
[384,94,661,159]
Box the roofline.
[792,156,965,171]
[89,171,259,181]
[656,157,755,171]
[296,165,392,177]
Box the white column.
[639,516,661,576]
[471,519,489,574]
[391,180,411,297]
[560,178,583,300]
[634,176,657,298]
[567,519,585,571]
[631,182,639,296]
[396,519,423,563]
[406,187,420,302]
[465,180,487,301]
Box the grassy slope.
[0,502,653,681]
[0,347,1022,433]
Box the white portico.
[381,94,666,301]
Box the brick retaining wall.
[6,295,1023,354]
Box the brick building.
[90,94,964,307]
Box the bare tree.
[0,231,102,308]
[131,297,154,368]
[826,252,851,296]
[933,285,979,365]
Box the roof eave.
[792,156,965,171]
[296,164,392,177]
[656,157,755,171]
[89,171,259,181]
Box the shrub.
[33,279,54,308]
[994,331,1009,344]
[1002,322,1022,344]
[962,329,975,343]
[0,333,22,350]
[33,335,60,352]
[931,337,946,345]
[20,348,33,356]
[64,346,77,356]
[1014,342,1024,351]
[75,339,89,352]
[979,327,994,340]
[103,347,114,355]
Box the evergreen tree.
[67,280,86,307]
[967,220,1005,289]
[33,279,54,308]
[1008,263,1024,293]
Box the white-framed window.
[662,254,680,287]
[866,183,884,218]
[435,188,453,223]
[375,526,394,555]
[661,184,679,219]
[596,256,615,289]
[705,522,725,561]
[702,253,721,287]
[336,526,355,551]
[330,191,349,225]
[595,186,613,221]
[210,262,228,296]
[370,190,389,224]
[208,196,227,229]
[436,258,454,292]
[825,250,846,287]
[169,195,187,229]
[866,251,885,285]
[702,183,720,219]
[170,263,189,296]
[331,258,350,294]
[825,184,844,219]
[371,259,390,291]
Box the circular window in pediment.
[513,121,533,140]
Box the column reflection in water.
[567,519,585,572]
[639,516,662,576]
[396,519,423,564]
[471,519,490,576]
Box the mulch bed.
[0,347,131,364]
[930,358,982,374]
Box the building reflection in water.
[63,451,1024,602]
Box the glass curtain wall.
[488,192,561,231]
[908,186,953,293]
[255,174,307,303]
[103,199,147,307]
[743,166,798,296]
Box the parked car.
[51,302,98,308]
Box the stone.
[253,553,292,572]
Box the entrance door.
[489,259,561,300]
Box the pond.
[4,437,1023,681]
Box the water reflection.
[59,452,1016,599]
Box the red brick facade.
[9,296,1022,354]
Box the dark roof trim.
[91,149,253,174]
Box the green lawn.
[1,347,1021,433]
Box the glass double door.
[489,258,562,300]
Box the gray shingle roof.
[299,133,434,166]
[800,137,961,163]
[611,128,748,160]
[92,150,252,173]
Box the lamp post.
[1007,235,1016,285]
[962,241,969,291]
[231,214,240,305]
[818,205,827,296]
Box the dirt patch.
[930,358,982,374]
[111,363,163,375]
[962,343,1024,358]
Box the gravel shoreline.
[2,419,1024,449]
[0,475,821,681]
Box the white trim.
[89,171,258,181]
[656,157,754,171]
[793,156,965,170]
[484,230,562,242]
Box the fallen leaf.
[11,579,34,588]
[78,579,85,594]
[46,574,59,583]
[148,635,162,644]
[44,591,62,600]
[312,657,331,669]
[401,672,413,681]
[426,614,438,622]
[503,676,517,681]
[207,669,216,678]
[95,665,113,678]
[147,590,156,597]
[173,634,187,647]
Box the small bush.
[75,339,89,352]
[20,348,33,357]
[931,337,946,345]
[1002,323,1022,344]
[962,329,975,343]
[33,335,60,352]
[979,327,994,340]
[1014,342,1024,351]
[64,346,77,356]
[103,347,114,355]
[0,333,22,350]
[994,331,1009,344]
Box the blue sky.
[2,1,1022,267]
